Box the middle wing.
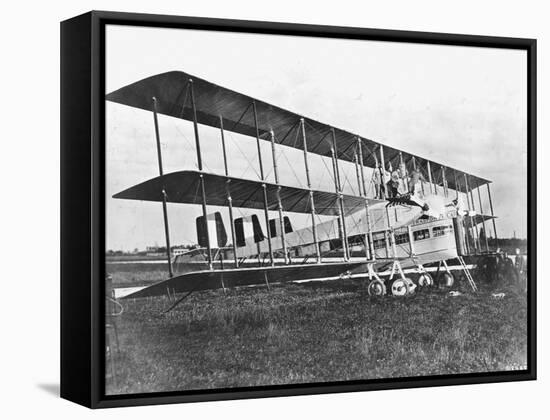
[113,170,383,216]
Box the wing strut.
[189,79,213,270]
[487,183,499,250]
[358,137,375,260]
[442,165,449,197]
[219,115,239,268]
[331,128,349,261]
[456,174,471,254]
[270,130,289,264]
[476,184,490,251]
[300,118,321,263]
[465,174,481,251]
[252,100,274,266]
[152,97,173,278]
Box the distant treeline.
[106,244,198,256]
[487,237,528,253]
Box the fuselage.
[174,193,471,272]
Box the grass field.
[105,273,527,395]
[107,262,168,286]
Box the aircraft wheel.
[367,279,386,296]
[418,273,434,287]
[439,272,454,288]
[391,279,409,296]
[404,277,416,294]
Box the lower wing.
[121,261,368,299]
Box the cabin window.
[372,232,386,250]
[394,232,410,245]
[433,225,453,237]
[413,228,430,241]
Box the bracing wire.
[225,131,261,179]
[278,145,306,189]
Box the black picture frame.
[60,10,537,409]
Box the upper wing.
[469,213,497,225]
[106,71,491,191]
[113,170,383,216]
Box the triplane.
[107,71,503,305]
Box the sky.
[105,25,527,252]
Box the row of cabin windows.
[394,230,410,245]
[433,225,453,237]
[198,212,452,250]
[372,232,386,250]
[371,225,454,250]
[413,228,430,241]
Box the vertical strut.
[384,230,392,258]
[331,129,349,261]
[463,174,471,209]
[456,173,470,254]
[152,97,173,278]
[379,145,387,200]
[442,166,448,197]
[330,148,348,261]
[189,79,213,270]
[219,116,238,267]
[465,174,480,252]
[357,138,373,260]
[399,151,408,193]
[300,118,321,263]
[453,169,459,199]
[357,137,367,197]
[353,152,368,259]
[379,145,392,228]
[407,225,415,256]
[270,130,288,264]
[487,183,498,250]
[476,186,490,251]
[427,161,434,194]
[252,101,274,266]
[412,156,425,195]
[354,152,362,196]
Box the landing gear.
[390,278,410,296]
[388,260,416,296]
[417,273,434,287]
[364,261,418,297]
[368,279,386,296]
[413,262,433,287]
[434,260,456,289]
[366,263,387,296]
[439,272,455,288]
[404,277,416,293]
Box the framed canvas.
[60,11,536,408]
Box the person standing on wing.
[387,171,400,198]
[398,162,409,194]
[373,163,388,199]
[408,169,425,197]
